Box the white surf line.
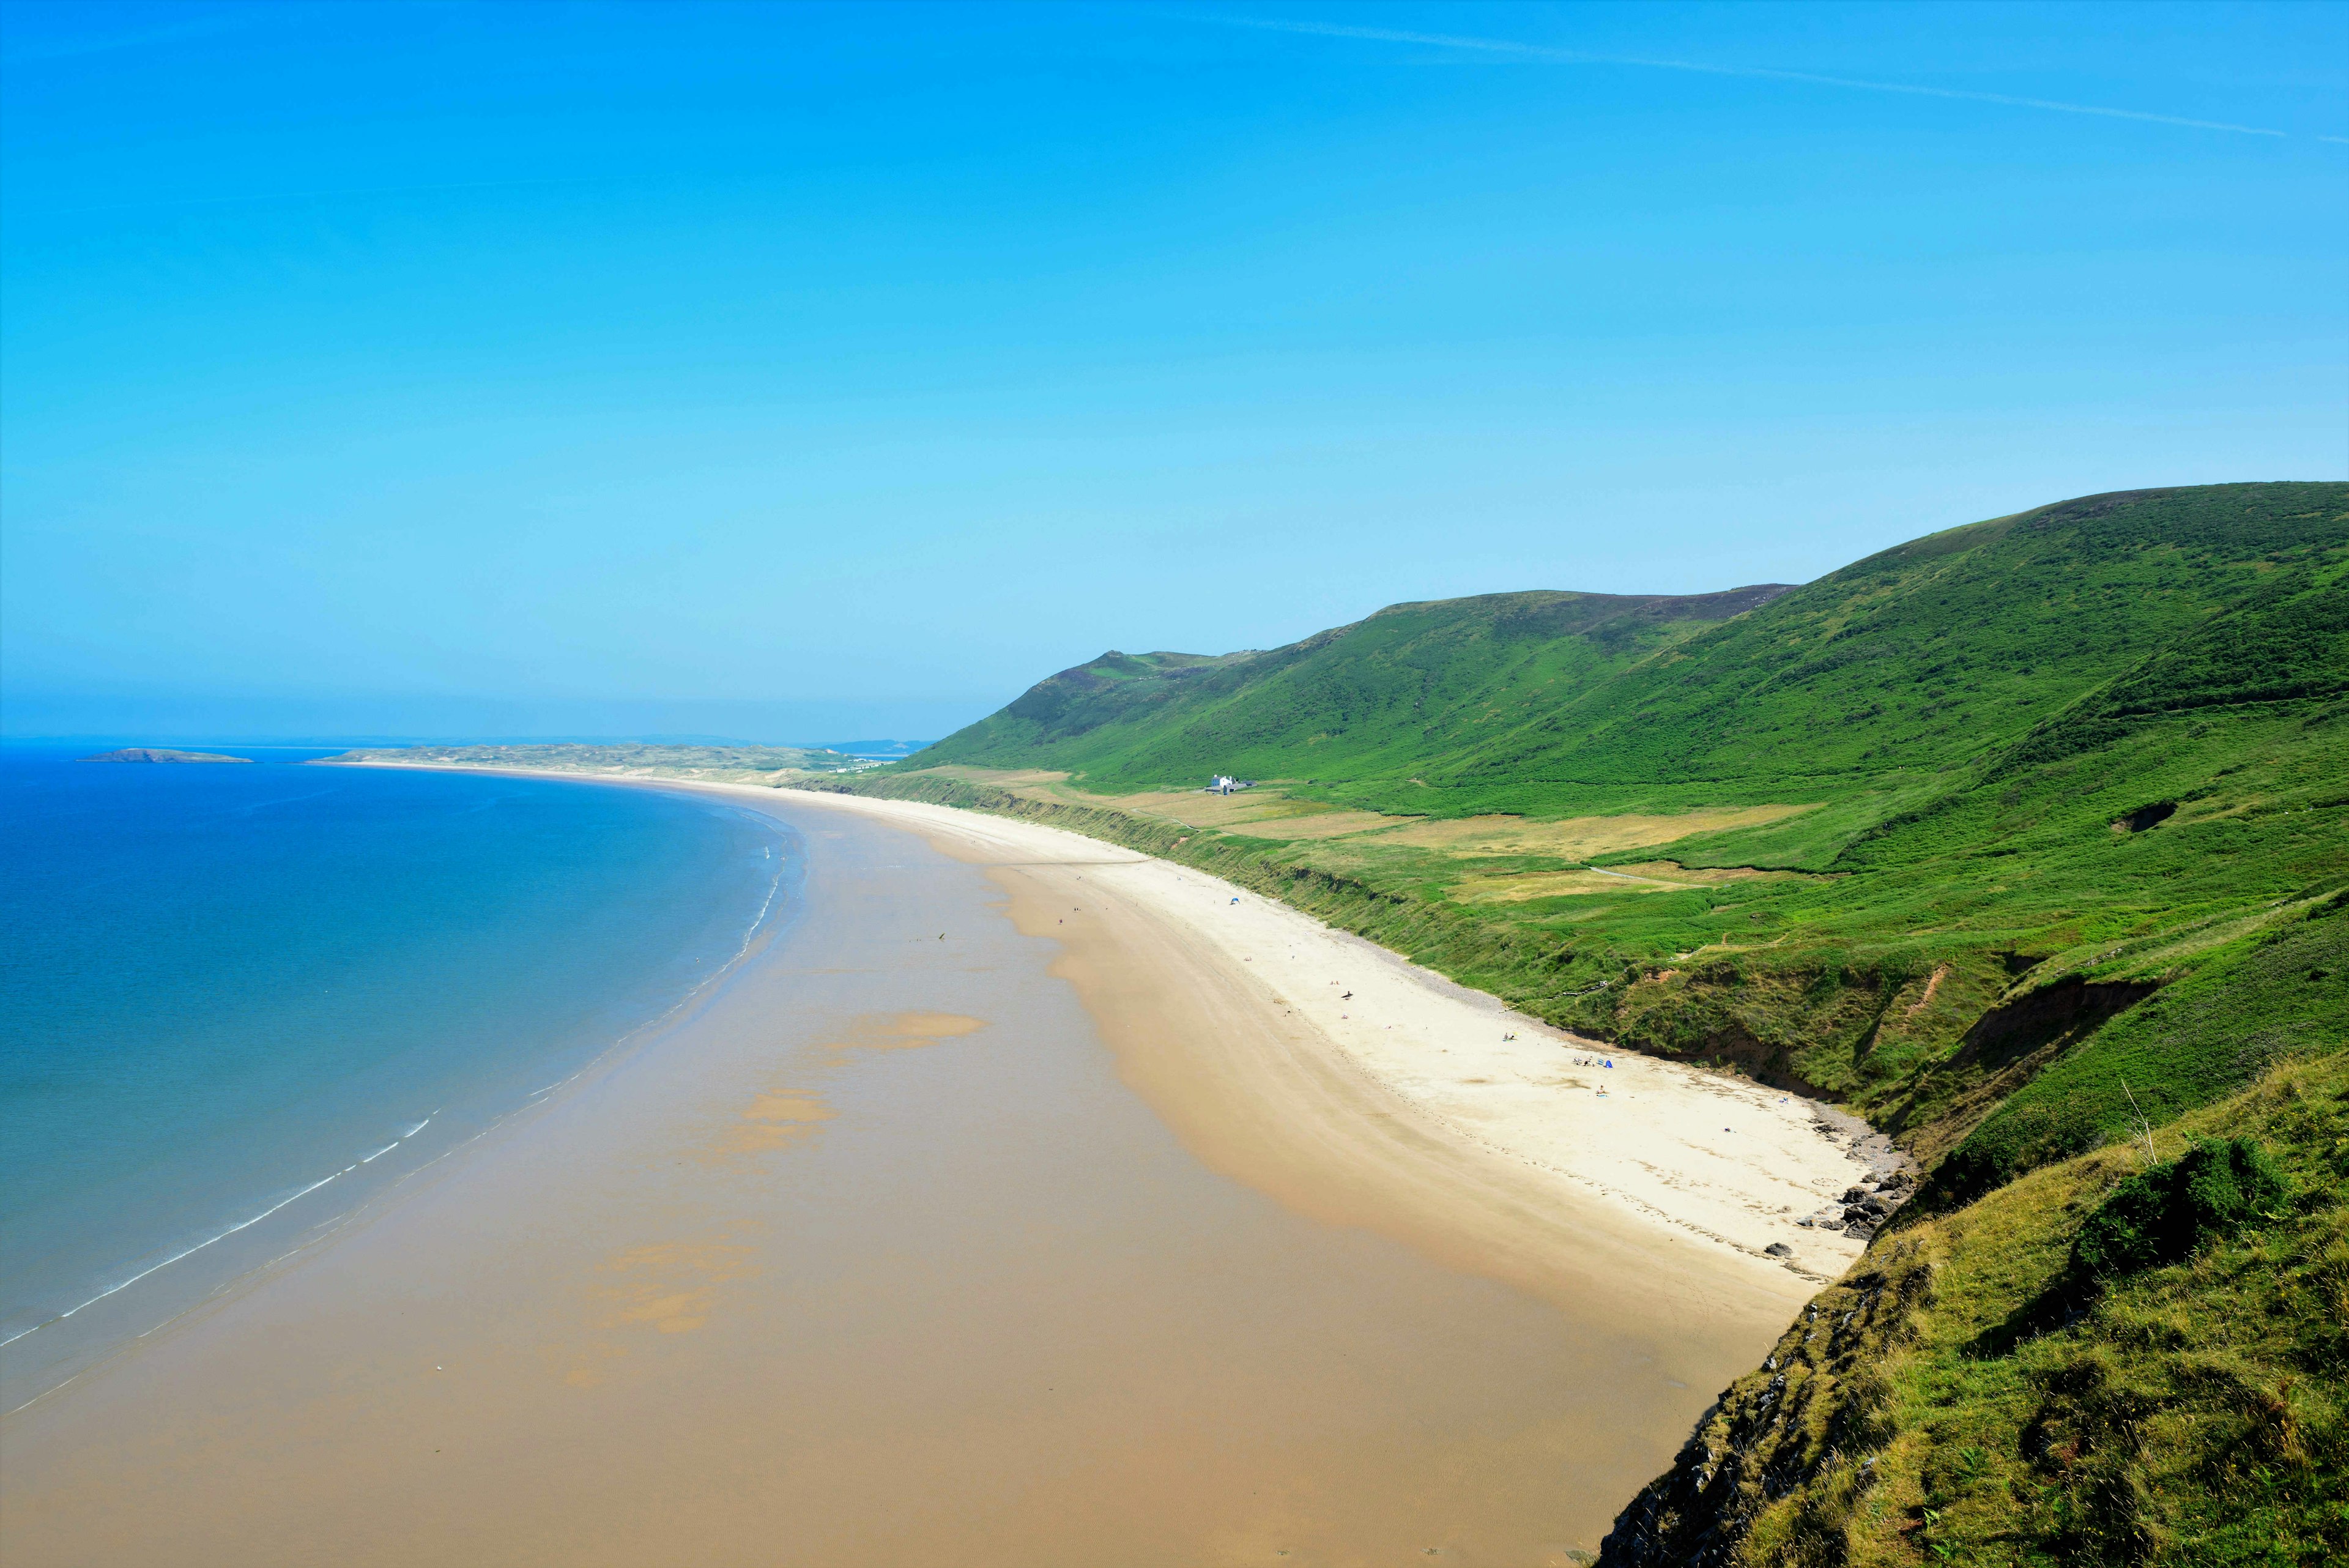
[729,850,789,964]
[5,1192,399,1418]
[6,788,797,1384]
[0,1112,440,1354]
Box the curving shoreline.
[4,765,1868,1564]
[347,764,1875,1312]
[780,787,1869,1320]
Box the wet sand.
[2,784,1833,1566]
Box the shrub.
[2073,1138,2291,1278]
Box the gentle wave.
[513,827,786,1113]
[1,757,801,1414]
[3,792,794,1393]
[0,1112,440,1353]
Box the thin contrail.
[1208,14,2324,142]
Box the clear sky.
[4,1,2343,743]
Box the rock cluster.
[1797,1167,1915,1241]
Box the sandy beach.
[1,775,1865,1566]
[801,790,1875,1306]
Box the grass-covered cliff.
[804,480,2348,1562]
[1598,1015,2348,1567]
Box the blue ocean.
[0,746,793,1400]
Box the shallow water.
[0,747,789,1405]
[3,787,1720,1566]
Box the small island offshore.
[78,748,253,764]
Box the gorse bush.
[2073,1137,2291,1279]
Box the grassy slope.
[1920,896,2349,1212]
[847,483,2347,1145]
[1425,485,2344,814]
[798,483,2348,1562]
[1597,1001,2349,1567]
[922,586,1795,790]
[923,483,2345,825]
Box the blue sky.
[4,1,2343,743]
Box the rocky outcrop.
[1596,1237,1939,1567]
[1791,1158,1916,1244]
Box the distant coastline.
[319,741,879,788]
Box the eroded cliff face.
[1597,1238,1939,1568]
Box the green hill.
[924,584,1795,791]
[921,482,2345,827]
[1599,1024,2349,1567]
[866,481,2345,1137]
[814,480,2349,1564]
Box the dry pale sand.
[788,790,1869,1307]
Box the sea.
[0,743,794,1406]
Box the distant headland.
[319,741,879,786]
[77,748,254,764]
